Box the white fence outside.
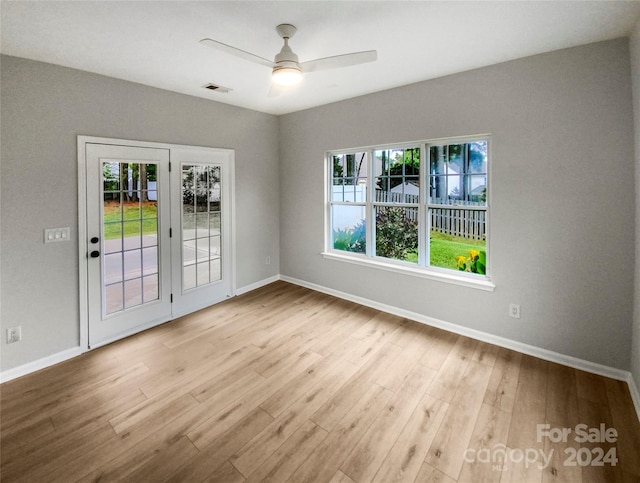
[332,185,486,240]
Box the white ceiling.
[2,1,639,115]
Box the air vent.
[202,83,232,93]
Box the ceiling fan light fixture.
[272,66,303,86]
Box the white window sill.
[321,251,496,292]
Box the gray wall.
[631,21,640,391]
[1,55,280,371]
[279,39,635,370]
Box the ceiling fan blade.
[200,38,274,68]
[300,50,377,73]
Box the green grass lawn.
[103,201,158,240]
[403,231,485,269]
[430,231,485,270]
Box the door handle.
[90,250,100,258]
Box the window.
[327,136,490,287]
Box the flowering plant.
[456,249,486,275]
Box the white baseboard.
[281,275,640,420]
[628,375,640,424]
[0,346,83,383]
[235,274,281,296]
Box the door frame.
[78,135,236,351]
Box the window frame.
[324,135,494,291]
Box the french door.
[80,138,234,349]
[170,147,234,317]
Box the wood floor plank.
[371,394,449,483]
[310,341,403,431]
[289,383,394,483]
[425,335,478,402]
[541,424,582,483]
[231,358,359,477]
[578,391,624,483]
[507,354,548,451]
[329,470,357,483]
[376,326,430,392]
[202,460,247,483]
[258,353,343,418]
[340,362,437,482]
[545,362,579,428]
[457,403,512,482]
[1,281,638,483]
[163,407,273,483]
[575,369,609,406]
[242,420,328,482]
[426,360,493,480]
[498,446,543,483]
[186,351,322,450]
[604,377,640,479]
[472,340,500,367]
[483,347,522,413]
[419,326,459,371]
[414,463,458,483]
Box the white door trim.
[77,135,236,351]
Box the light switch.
[44,227,71,243]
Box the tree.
[376,148,420,191]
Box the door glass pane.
[102,161,159,315]
[182,163,223,291]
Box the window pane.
[430,208,486,272]
[143,274,158,303]
[196,213,209,238]
[331,205,366,254]
[105,283,123,315]
[122,221,141,250]
[123,249,141,280]
[375,147,419,204]
[429,141,488,208]
[142,246,158,276]
[447,175,462,202]
[103,162,120,192]
[122,199,140,220]
[469,141,488,174]
[430,146,447,175]
[332,153,368,201]
[124,278,142,309]
[196,237,210,262]
[469,175,487,205]
[183,264,196,291]
[210,259,221,283]
[195,165,208,212]
[447,144,464,175]
[197,262,210,286]
[209,213,221,234]
[375,206,418,263]
[104,253,123,284]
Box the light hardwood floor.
[1,281,639,482]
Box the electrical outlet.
[265,256,271,265]
[509,303,521,319]
[7,326,21,344]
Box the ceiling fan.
[200,24,377,88]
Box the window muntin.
[328,137,489,279]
